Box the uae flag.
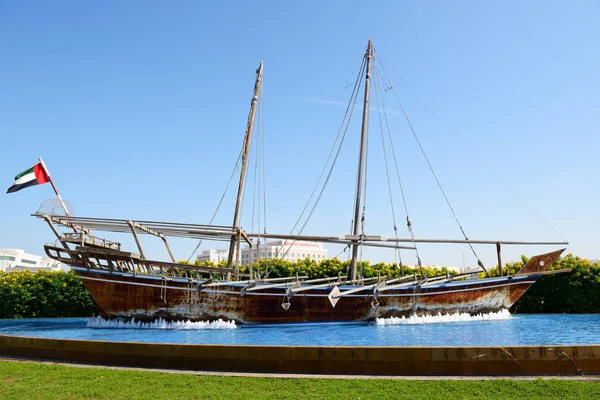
[6,163,50,193]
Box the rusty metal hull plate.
[74,267,541,324]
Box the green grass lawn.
[0,361,599,399]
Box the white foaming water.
[375,309,512,326]
[87,317,237,330]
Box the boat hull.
[75,267,539,324]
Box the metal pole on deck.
[38,157,82,237]
[43,215,70,249]
[227,62,263,275]
[128,220,146,260]
[235,229,242,280]
[496,242,503,277]
[350,40,373,282]
[38,157,71,218]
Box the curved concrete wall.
[1,334,599,375]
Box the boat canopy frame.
[35,213,568,280]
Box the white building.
[197,240,328,265]
[0,249,63,273]
[242,240,328,265]
[196,249,230,264]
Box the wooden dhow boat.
[36,41,569,324]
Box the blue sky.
[1,1,598,268]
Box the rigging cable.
[256,94,262,264]
[334,244,350,259]
[358,89,369,280]
[186,150,243,263]
[285,56,366,239]
[237,81,266,272]
[258,92,267,276]
[377,68,424,276]
[250,93,268,273]
[384,67,565,241]
[378,76,425,277]
[344,220,354,277]
[250,100,261,266]
[371,64,407,277]
[274,56,367,261]
[257,91,267,276]
[374,48,489,277]
[282,73,363,259]
[261,89,268,235]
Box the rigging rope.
[383,66,566,242]
[250,103,261,266]
[256,92,267,274]
[283,80,363,259]
[186,150,243,263]
[260,90,268,235]
[334,244,350,259]
[379,76,424,277]
[344,220,353,277]
[247,93,269,271]
[286,56,366,239]
[375,67,424,276]
[251,111,260,235]
[256,95,262,260]
[374,48,488,277]
[362,97,369,234]
[372,64,407,277]
[357,97,369,281]
[274,56,367,261]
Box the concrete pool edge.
[1,334,599,376]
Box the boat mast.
[227,62,264,276]
[350,40,373,282]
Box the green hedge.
[0,270,95,319]
[508,254,600,313]
[193,257,456,280]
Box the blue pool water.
[1,313,599,347]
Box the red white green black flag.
[6,163,50,194]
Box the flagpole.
[38,157,71,218]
